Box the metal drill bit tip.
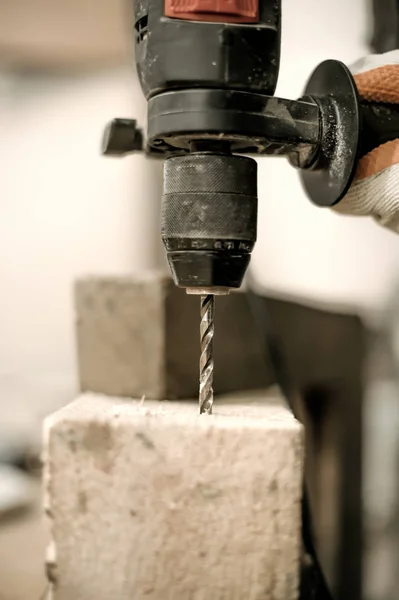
[199,294,215,415]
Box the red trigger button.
[165,0,259,23]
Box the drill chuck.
[161,153,258,290]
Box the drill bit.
[199,294,215,414]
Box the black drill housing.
[132,0,283,291]
[134,0,281,99]
[103,0,363,291]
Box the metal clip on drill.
[102,0,361,413]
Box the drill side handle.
[101,60,366,209]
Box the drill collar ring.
[147,88,320,157]
[146,61,360,208]
[103,62,361,210]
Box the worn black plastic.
[299,60,361,208]
[134,0,281,99]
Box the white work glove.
[333,51,399,232]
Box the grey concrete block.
[44,389,304,600]
[75,273,269,399]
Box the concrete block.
[75,273,269,399]
[44,389,304,600]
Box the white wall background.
[1,0,399,391]
[0,69,163,388]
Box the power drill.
[102,0,398,414]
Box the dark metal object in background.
[199,295,215,415]
[371,0,399,53]
[244,285,365,600]
[245,285,333,600]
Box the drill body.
[135,0,283,292]
[103,0,397,293]
[135,0,281,99]
[128,0,360,293]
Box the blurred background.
[1,0,399,599]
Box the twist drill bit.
[199,294,215,415]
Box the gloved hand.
[333,50,399,232]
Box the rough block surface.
[44,390,304,600]
[74,273,269,399]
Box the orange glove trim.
[355,139,399,181]
[354,65,399,104]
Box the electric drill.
[102,0,397,413]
